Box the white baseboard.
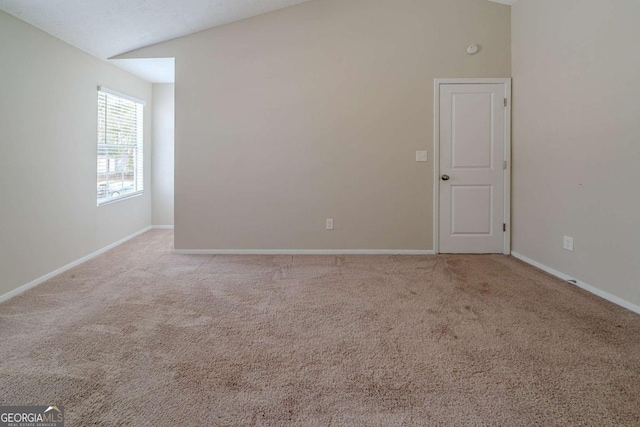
[511,251,640,315]
[152,225,174,229]
[173,249,435,255]
[0,226,153,304]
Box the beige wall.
[152,83,175,226]
[119,0,511,250]
[0,10,152,297]
[512,0,640,306]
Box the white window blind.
[97,88,144,205]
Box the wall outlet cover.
[326,219,334,230]
[563,236,574,252]
[416,151,428,162]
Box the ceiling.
[109,58,176,83]
[0,0,311,82]
[0,0,514,83]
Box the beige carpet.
[0,230,639,425]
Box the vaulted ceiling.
[0,0,515,82]
[0,0,312,59]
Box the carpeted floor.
[0,230,639,426]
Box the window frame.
[96,86,146,207]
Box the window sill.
[97,191,143,207]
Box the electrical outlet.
[416,151,428,162]
[563,236,574,252]
[326,219,334,230]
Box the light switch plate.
[416,151,428,162]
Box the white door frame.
[433,78,512,255]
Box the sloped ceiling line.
[0,0,514,82]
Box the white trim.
[434,78,512,85]
[97,86,147,105]
[433,80,440,255]
[173,249,435,255]
[97,191,143,207]
[152,225,174,229]
[0,226,152,304]
[503,80,512,255]
[487,0,518,6]
[511,252,640,315]
[433,78,512,255]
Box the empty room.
[0,0,638,425]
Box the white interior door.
[438,83,508,254]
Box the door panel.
[452,93,493,169]
[439,84,506,254]
[451,186,493,235]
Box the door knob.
[441,174,450,181]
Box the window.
[97,87,145,205]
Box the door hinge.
[504,98,508,107]
[503,160,507,170]
[503,223,507,232]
